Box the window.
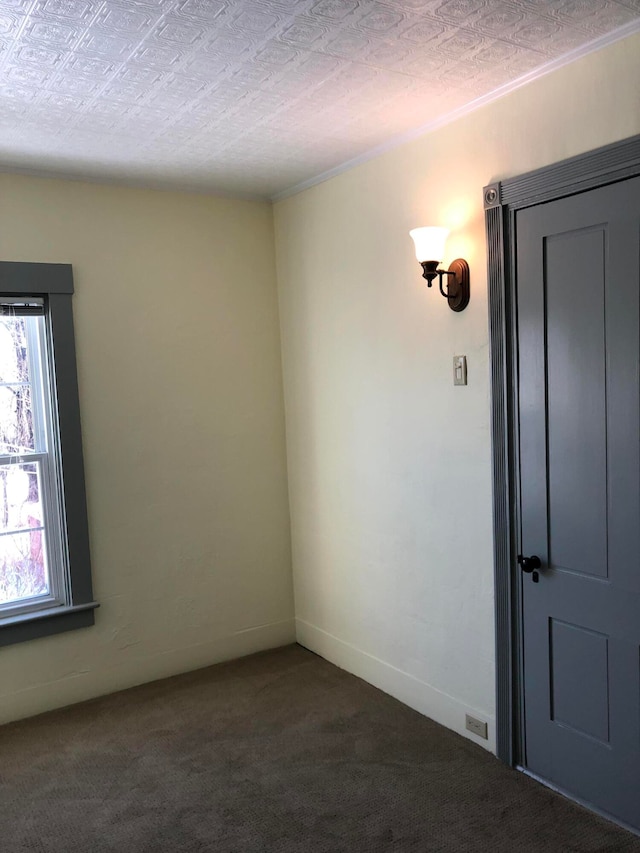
[0,262,96,647]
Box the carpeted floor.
[1,644,638,852]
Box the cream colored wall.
[0,175,294,723]
[274,34,640,751]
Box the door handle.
[517,554,541,573]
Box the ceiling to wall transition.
[0,0,639,199]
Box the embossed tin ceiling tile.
[96,6,155,33]
[280,19,327,46]
[15,44,65,67]
[330,62,382,88]
[0,99,29,118]
[580,4,640,30]
[439,60,488,85]
[177,0,229,20]
[399,20,446,43]
[475,5,527,35]
[108,0,174,9]
[1,0,33,11]
[0,83,40,101]
[267,74,318,97]
[365,68,414,92]
[182,53,231,76]
[543,26,596,50]
[25,19,79,44]
[77,31,135,56]
[242,93,282,116]
[40,91,88,109]
[503,48,552,73]
[471,64,515,88]
[7,65,52,86]
[147,92,190,112]
[511,18,560,45]
[229,64,276,87]
[67,55,116,75]
[473,42,519,63]
[48,74,103,95]
[204,32,253,56]
[357,5,407,33]
[102,80,149,102]
[438,27,486,54]
[433,0,487,23]
[153,21,206,45]
[554,0,614,20]
[0,12,24,38]
[131,44,184,67]
[119,65,165,84]
[164,73,209,95]
[393,0,440,10]
[228,7,282,35]
[322,31,372,58]
[75,114,121,132]
[394,50,451,75]
[89,98,134,116]
[254,40,301,65]
[37,0,98,22]
[309,0,359,21]
[297,51,342,75]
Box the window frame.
[0,262,97,647]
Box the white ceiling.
[0,0,638,199]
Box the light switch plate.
[453,355,467,386]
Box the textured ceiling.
[0,0,638,199]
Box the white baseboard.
[296,618,495,753]
[1,618,296,725]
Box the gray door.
[517,176,640,829]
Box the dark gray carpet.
[1,644,638,852]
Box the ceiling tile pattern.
[0,0,637,197]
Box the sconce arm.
[438,260,470,313]
[438,271,454,300]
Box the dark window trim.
[0,262,97,646]
[484,132,640,766]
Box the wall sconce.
[409,227,470,312]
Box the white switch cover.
[453,355,467,386]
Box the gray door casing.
[484,134,640,785]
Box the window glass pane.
[0,461,49,605]
[0,529,49,604]
[0,315,43,456]
[0,316,33,385]
[0,461,45,534]
[0,384,35,454]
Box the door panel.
[516,177,640,829]
[546,227,608,578]
[550,619,610,743]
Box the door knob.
[517,554,541,573]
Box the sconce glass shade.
[409,226,450,262]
